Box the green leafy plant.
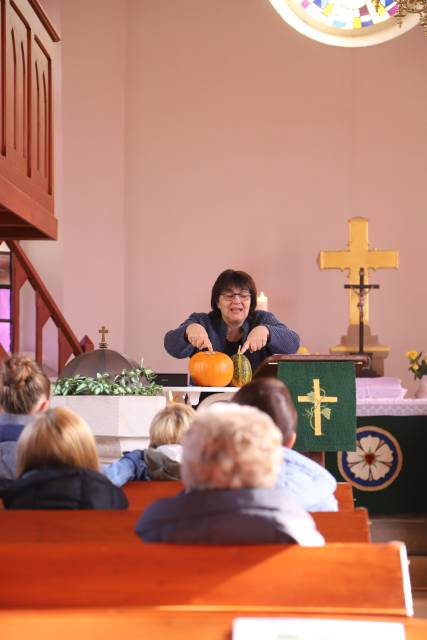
[405,350,427,380]
[53,365,163,396]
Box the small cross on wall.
[98,325,109,348]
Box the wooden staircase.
[0,239,93,375]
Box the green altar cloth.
[326,415,427,514]
[277,361,356,452]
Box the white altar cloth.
[356,398,427,417]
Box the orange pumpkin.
[189,351,233,387]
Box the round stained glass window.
[269,0,418,46]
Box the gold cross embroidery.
[318,217,399,325]
[298,378,337,436]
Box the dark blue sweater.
[164,310,300,372]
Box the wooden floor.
[370,513,427,618]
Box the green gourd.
[231,346,252,387]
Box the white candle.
[257,291,268,311]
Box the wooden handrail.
[1,240,93,373]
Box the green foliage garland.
[53,366,163,396]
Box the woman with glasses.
[164,269,299,372]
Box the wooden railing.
[1,239,93,374]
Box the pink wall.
[26,1,426,394]
[124,1,426,394]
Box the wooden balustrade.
[0,239,93,373]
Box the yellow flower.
[412,364,420,371]
[424,356,427,365]
[406,350,418,360]
[297,346,309,355]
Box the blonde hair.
[149,403,196,448]
[182,403,283,490]
[16,407,100,476]
[0,354,51,414]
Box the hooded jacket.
[0,465,128,510]
[135,486,324,546]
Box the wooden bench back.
[0,507,370,543]
[1,609,426,640]
[123,481,354,511]
[0,541,412,615]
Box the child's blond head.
[149,403,196,448]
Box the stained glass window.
[269,0,417,47]
[298,0,397,30]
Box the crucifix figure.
[344,268,379,355]
[98,325,109,348]
[318,217,398,326]
[298,378,337,436]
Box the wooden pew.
[335,482,354,510]
[1,609,426,640]
[0,541,413,615]
[0,507,370,543]
[123,480,355,511]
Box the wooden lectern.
[254,354,368,465]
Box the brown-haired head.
[234,377,297,447]
[16,406,99,476]
[0,354,51,415]
[210,269,257,318]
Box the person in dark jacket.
[0,406,128,510]
[135,404,324,545]
[0,354,51,479]
[164,269,299,372]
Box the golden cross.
[318,217,399,325]
[298,378,337,436]
[98,325,109,344]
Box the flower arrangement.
[406,351,427,380]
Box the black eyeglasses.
[220,291,251,301]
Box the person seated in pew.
[0,354,51,479]
[0,407,128,509]
[135,404,325,545]
[103,403,196,485]
[234,378,338,512]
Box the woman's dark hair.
[210,269,257,317]
[234,377,297,444]
[0,354,51,414]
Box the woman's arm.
[255,311,300,354]
[164,313,210,358]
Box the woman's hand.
[241,326,269,354]
[186,323,213,351]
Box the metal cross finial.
[98,325,109,348]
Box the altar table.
[326,399,427,514]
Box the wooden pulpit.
[254,355,368,464]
